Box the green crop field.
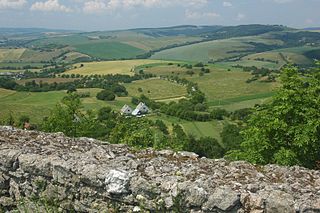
[124,78,188,101]
[74,41,146,59]
[64,59,175,76]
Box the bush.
[221,124,243,152]
[186,136,225,159]
[228,65,320,168]
[194,62,204,67]
[96,90,116,101]
[210,108,228,120]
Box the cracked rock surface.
[0,126,320,212]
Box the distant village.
[120,102,149,117]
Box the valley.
[0,24,319,144]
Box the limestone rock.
[0,126,319,212]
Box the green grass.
[208,92,275,106]
[188,70,279,101]
[151,38,252,62]
[144,64,279,101]
[240,46,317,67]
[148,113,224,140]
[0,88,131,123]
[221,97,271,111]
[74,41,146,59]
[150,35,282,63]
[124,78,188,100]
[28,32,202,60]
[64,59,175,76]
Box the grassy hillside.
[0,48,26,61]
[143,63,279,101]
[64,59,175,76]
[151,35,284,62]
[0,88,132,123]
[28,31,202,60]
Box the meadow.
[143,64,279,102]
[125,78,188,101]
[64,59,175,76]
[0,88,132,123]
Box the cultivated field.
[29,31,202,59]
[74,42,145,59]
[64,59,175,76]
[0,48,26,61]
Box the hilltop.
[0,126,319,212]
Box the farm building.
[132,102,149,116]
[120,105,133,115]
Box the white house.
[120,104,133,115]
[132,102,149,116]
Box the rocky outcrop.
[0,126,320,212]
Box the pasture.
[64,59,175,76]
[142,63,279,102]
[0,88,132,123]
[149,114,224,141]
[124,78,188,101]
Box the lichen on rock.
[0,126,320,212]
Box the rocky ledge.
[0,126,319,212]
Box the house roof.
[121,105,133,113]
[136,102,149,112]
